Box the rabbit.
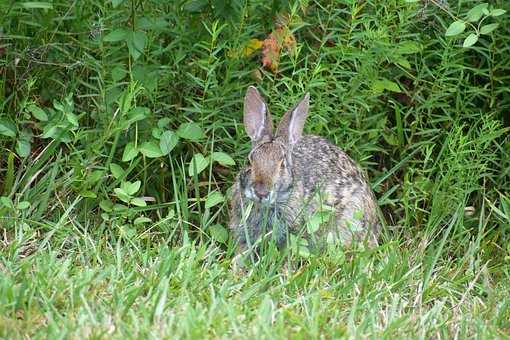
[229,86,381,262]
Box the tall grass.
[1,0,509,338]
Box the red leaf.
[261,27,296,73]
[262,33,281,73]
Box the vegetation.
[1,0,509,338]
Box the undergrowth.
[0,0,509,338]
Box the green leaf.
[17,201,30,210]
[205,191,224,209]
[466,3,488,22]
[372,81,385,93]
[490,9,506,17]
[393,55,411,69]
[158,118,171,128]
[298,245,311,258]
[382,80,401,93]
[53,99,65,112]
[110,163,124,179]
[66,112,79,127]
[383,132,399,146]
[308,210,333,234]
[445,21,466,36]
[353,209,364,221]
[111,0,124,8]
[183,0,208,12]
[79,190,97,198]
[211,152,235,166]
[307,213,322,234]
[160,130,179,155]
[0,119,16,138]
[500,195,510,221]
[480,23,499,35]
[326,232,337,246]
[372,79,401,93]
[99,199,114,212]
[463,33,479,47]
[113,203,128,212]
[177,122,204,141]
[139,141,164,158]
[111,66,127,82]
[127,31,147,60]
[134,216,152,225]
[87,171,103,184]
[104,28,128,42]
[290,235,310,258]
[121,180,141,196]
[19,2,53,9]
[114,188,131,203]
[0,196,14,209]
[138,17,168,31]
[151,128,162,139]
[131,65,157,92]
[396,41,421,54]
[133,31,147,52]
[127,107,150,123]
[130,197,147,207]
[16,139,31,158]
[127,181,141,196]
[122,142,138,162]
[209,224,228,243]
[27,104,48,121]
[40,125,58,139]
[188,153,209,177]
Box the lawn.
[1,0,510,338]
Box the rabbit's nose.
[253,182,270,200]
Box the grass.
[1,0,510,338]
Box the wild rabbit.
[229,86,380,262]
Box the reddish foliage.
[261,27,296,73]
[262,32,281,73]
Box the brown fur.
[229,87,381,259]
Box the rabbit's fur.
[229,87,380,259]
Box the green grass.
[1,0,510,338]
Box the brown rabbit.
[229,86,380,261]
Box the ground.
[0,0,509,338]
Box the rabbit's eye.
[281,158,290,169]
[279,160,289,174]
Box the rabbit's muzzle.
[243,177,275,205]
[252,181,270,200]
[240,167,292,206]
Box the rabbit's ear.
[244,86,273,142]
[277,92,310,146]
